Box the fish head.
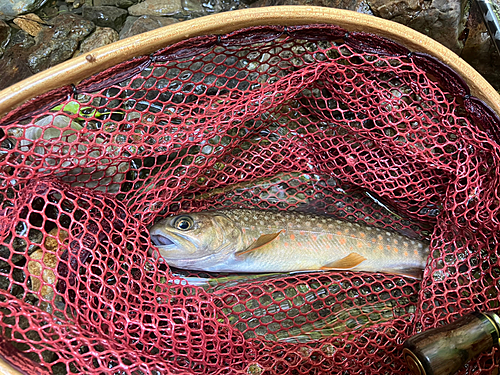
[148,211,243,270]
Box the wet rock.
[181,0,205,17]
[82,5,128,31]
[36,0,60,18]
[13,13,45,37]
[201,0,240,13]
[460,0,500,91]
[59,4,70,12]
[247,0,372,14]
[128,0,183,17]
[0,21,11,58]
[93,0,140,8]
[79,26,118,53]
[0,29,36,90]
[119,15,138,38]
[119,15,178,39]
[27,13,95,73]
[10,28,36,48]
[369,0,469,54]
[0,0,49,21]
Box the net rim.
[0,6,499,119]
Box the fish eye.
[173,216,194,231]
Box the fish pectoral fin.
[321,253,367,270]
[235,230,284,256]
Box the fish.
[149,209,429,278]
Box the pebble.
[79,26,119,53]
[0,0,49,21]
[27,13,95,73]
[119,15,178,39]
[28,228,68,302]
[82,5,128,30]
[128,0,183,17]
[13,13,45,37]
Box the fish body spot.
[339,237,347,245]
[359,232,366,239]
[404,251,409,257]
[312,235,317,241]
[393,239,398,245]
[300,231,305,236]
[327,234,333,240]
[414,250,419,256]
[378,244,384,251]
[357,241,363,248]
[284,242,289,247]
[290,234,296,241]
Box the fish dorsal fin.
[235,230,284,256]
[321,253,367,270]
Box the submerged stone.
[0,21,11,58]
[460,0,500,91]
[0,0,49,21]
[0,29,35,90]
[369,0,469,54]
[93,0,140,8]
[248,0,373,15]
[119,15,178,39]
[128,0,183,17]
[79,26,119,53]
[118,15,139,39]
[27,13,95,73]
[82,5,128,31]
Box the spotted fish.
[149,209,429,278]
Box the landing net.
[0,24,499,374]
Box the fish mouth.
[150,234,175,247]
[149,229,198,260]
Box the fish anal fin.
[235,230,284,256]
[384,268,423,280]
[321,253,367,270]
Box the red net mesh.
[0,24,500,374]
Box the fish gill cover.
[0,24,499,374]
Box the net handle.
[0,356,24,375]
[0,6,499,119]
